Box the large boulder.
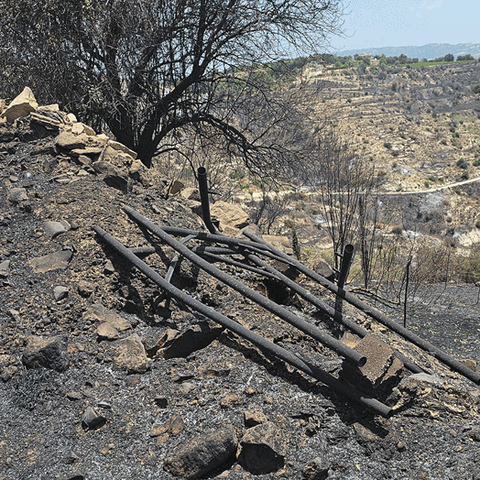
[210,201,250,235]
[2,87,38,123]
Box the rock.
[262,235,294,256]
[108,140,137,159]
[103,259,115,274]
[82,406,107,430]
[180,187,200,201]
[164,425,237,479]
[160,322,224,359]
[30,112,62,131]
[0,260,10,278]
[169,180,185,195]
[0,124,15,142]
[302,457,329,480]
[142,329,179,357]
[310,255,335,281]
[112,334,149,373]
[77,280,95,298]
[92,154,130,192]
[154,396,168,408]
[71,122,95,136]
[150,415,185,437]
[178,382,196,395]
[340,334,404,395]
[96,323,120,341]
[53,286,70,301]
[22,335,69,372]
[54,131,89,150]
[27,250,73,273]
[237,421,287,475]
[7,187,29,205]
[61,474,85,480]
[210,201,250,232]
[69,146,105,158]
[83,303,132,331]
[43,220,71,239]
[66,391,82,401]
[2,87,38,123]
[244,406,267,427]
[220,393,243,408]
[409,373,444,384]
[0,354,19,382]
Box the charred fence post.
[92,225,392,418]
[197,166,218,234]
[335,244,355,317]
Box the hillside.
[338,42,480,60]
[1,85,480,479]
[240,61,480,246]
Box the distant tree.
[0,0,343,169]
[444,53,455,62]
[457,54,474,61]
[299,129,376,271]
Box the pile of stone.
[1,87,147,193]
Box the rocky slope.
[1,91,480,480]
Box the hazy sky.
[330,0,479,51]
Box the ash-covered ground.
[1,116,480,480]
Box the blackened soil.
[2,119,480,480]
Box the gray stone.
[161,322,224,359]
[0,260,10,278]
[44,220,71,239]
[7,187,28,205]
[302,457,330,480]
[82,406,106,430]
[53,286,70,301]
[237,421,287,475]
[164,425,237,479]
[22,335,69,372]
[409,373,444,384]
[27,250,73,273]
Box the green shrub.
[457,158,469,169]
[472,84,480,94]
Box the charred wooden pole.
[123,206,366,367]
[335,244,355,316]
[127,226,422,373]
[243,230,480,385]
[240,248,424,374]
[92,225,392,418]
[197,166,218,234]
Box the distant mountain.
[337,43,480,60]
